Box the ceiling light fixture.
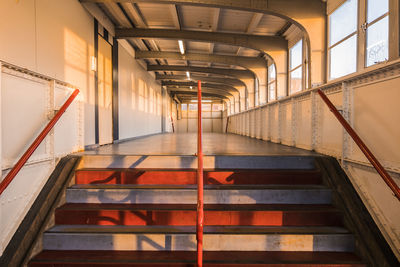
[178,40,185,54]
[186,71,190,79]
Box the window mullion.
[358,0,366,70]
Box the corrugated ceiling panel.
[180,6,217,31]
[165,59,186,65]
[213,44,239,55]
[239,48,260,57]
[154,39,180,52]
[284,25,303,47]
[254,14,287,35]
[136,3,176,28]
[186,41,210,53]
[219,9,254,33]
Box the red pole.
[0,89,80,195]
[197,80,204,266]
[317,89,400,201]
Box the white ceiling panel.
[136,3,176,28]
[254,14,287,35]
[180,6,219,31]
[186,41,211,53]
[219,9,254,33]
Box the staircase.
[28,155,365,266]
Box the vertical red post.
[197,80,204,266]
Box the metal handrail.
[196,80,204,266]
[317,89,400,201]
[0,89,80,195]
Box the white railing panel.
[1,72,50,169]
[295,96,313,150]
[280,101,294,146]
[315,91,343,157]
[350,78,400,170]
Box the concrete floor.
[81,133,317,156]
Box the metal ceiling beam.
[162,81,239,94]
[147,65,255,79]
[136,51,268,68]
[81,0,324,20]
[116,28,286,51]
[168,90,229,100]
[167,87,233,97]
[156,74,246,87]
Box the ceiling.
[82,0,304,103]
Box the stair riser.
[75,170,322,185]
[55,210,342,226]
[43,233,354,252]
[66,189,332,205]
[29,263,366,267]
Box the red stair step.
[55,204,342,226]
[75,169,322,185]
[29,251,365,266]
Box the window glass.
[329,0,357,45]
[330,35,357,79]
[189,104,197,111]
[367,0,388,23]
[269,64,276,80]
[212,104,222,111]
[181,104,187,111]
[366,16,389,66]
[202,104,211,111]
[290,67,302,94]
[290,40,303,69]
[268,83,276,101]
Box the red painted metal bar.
[196,80,204,267]
[317,89,400,201]
[0,89,80,195]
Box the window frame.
[364,0,389,67]
[267,63,277,101]
[289,39,304,94]
[327,0,359,80]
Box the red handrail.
[0,89,80,195]
[197,80,204,266]
[317,89,400,201]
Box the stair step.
[66,184,331,204]
[75,169,322,185]
[43,225,354,252]
[55,203,343,226]
[30,251,366,266]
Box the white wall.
[228,60,400,259]
[0,0,95,146]
[118,43,166,139]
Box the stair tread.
[69,184,330,190]
[46,225,351,234]
[31,250,364,264]
[57,203,340,211]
